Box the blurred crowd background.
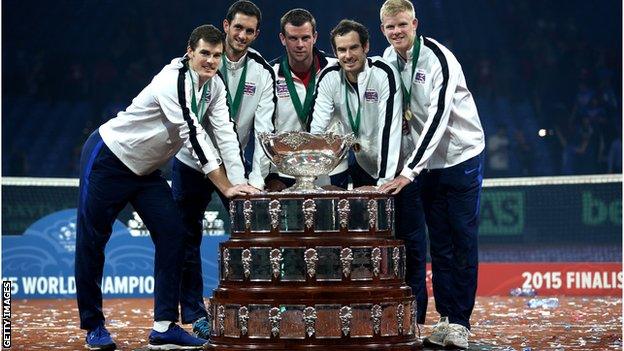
[3,0,621,178]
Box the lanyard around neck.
[280,55,317,126]
[344,79,361,136]
[220,55,248,120]
[396,35,421,109]
[188,69,208,123]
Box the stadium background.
[1,0,622,349]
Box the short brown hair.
[188,24,224,50]
[280,8,316,35]
[330,19,369,51]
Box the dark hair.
[226,0,262,28]
[280,8,316,35]
[188,24,224,50]
[330,19,369,51]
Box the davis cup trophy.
[206,132,420,350]
[258,131,355,192]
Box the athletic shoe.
[443,323,471,349]
[85,324,116,350]
[423,316,449,346]
[192,317,212,339]
[148,323,208,350]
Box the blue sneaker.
[148,323,207,350]
[85,324,116,350]
[192,317,212,339]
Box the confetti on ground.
[10,296,622,350]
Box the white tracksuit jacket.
[100,56,229,177]
[309,57,403,186]
[175,48,275,189]
[270,48,344,177]
[383,36,485,181]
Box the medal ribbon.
[344,81,361,137]
[280,56,317,126]
[396,35,421,110]
[220,55,248,120]
[188,68,209,123]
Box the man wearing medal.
[378,0,486,349]
[171,0,273,340]
[267,8,341,190]
[75,25,257,351]
[309,19,402,190]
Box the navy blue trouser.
[76,130,187,330]
[420,153,483,329]
[170,158,228,324]
[394,177,428,324]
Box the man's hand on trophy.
[378,176,412,195]
[224,184,260,198]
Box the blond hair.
[379,0,415,22]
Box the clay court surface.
[10,296,622,350]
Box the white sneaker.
[443,323,470,349]
[423,317,449,346]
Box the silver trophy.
[258,132,355,192]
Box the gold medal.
[404,109,413,121]
[353,143,361,152]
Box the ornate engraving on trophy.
[340,247,353,278]
[268,200,281,230]
[397,303,404,335]
[339,306,352,336]
[269,307,282,337]
[337,199,350,229]
[223,248,230,279]
[243,200,253,230]
[304,248,318,278]
[281,132,308,150]
[242,249,252,279]
[386,197,394,229]
[303,306,317,337]
[229,201,236,229]
[367,199,378,229]
[371,304,382,336]
[371,247,382,277]
[392,246,400,277]
[302,199,316,229]
[217,305,225,336]
[270,248,282,279]
[322,132,341,145]
[239,306,249,336]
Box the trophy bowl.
[258,131,355,192]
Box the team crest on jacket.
[276,81,290,98]
[244,82,256,96]
[203,91,211,103]
[364,89,379,103]
[414,69,426,84]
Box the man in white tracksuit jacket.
[309,19,402,188]
[170,1,274,339]
[75,25,256,351]
[267,8,343,190]
[378,0,486,349]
